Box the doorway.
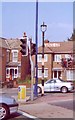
[10,69,14,80]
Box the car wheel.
[38,87,42,94]
[61,87,68,93]
[0,104,9,120]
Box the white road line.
[18,110,38,119]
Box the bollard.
[18,85,26,102]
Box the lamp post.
[40,22,47,96]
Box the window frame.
[12,50,18,62]
[37,54,48,62]
[54,54,61,62]
[38,68,48,78]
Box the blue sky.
[1,2,73,46]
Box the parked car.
[0,94,18,120]
[37,78,74,93]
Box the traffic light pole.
[34,0,38,97]
[29,39,34,101]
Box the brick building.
[0,36,30,83]
[32,39,75,81]
[0,37,9,83]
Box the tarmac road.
[49,99,74,110]
[7,112,35,120]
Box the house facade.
[6,38,21,81]
[0,35,31,83]
[0,37,9,82]
[33,40,75,81]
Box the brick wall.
[1,48,7,82]
[21,54,31,80]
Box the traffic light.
[20,38,27,55]
[31,43,36,56]
[67,58,73,68]
[61,58,67,68]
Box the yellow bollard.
[18,85,26,102]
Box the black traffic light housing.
[20,38,27,55]
[31,43,36,56]
[67,58,73,68]
[61,58,67,68]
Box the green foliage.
[17,74,31,85]
[73,80,75,83]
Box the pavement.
[18,92,74,119]
[0,88,74,119]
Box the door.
[10,69,14,80]
[50,79,56,91]
[44,80,51,92]
[53,71,61,79]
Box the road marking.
[18,110,39,119]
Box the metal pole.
[41,31,44,96]
[34,0,38,97]
[29,39,34,101]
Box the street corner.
[18,96,31,104]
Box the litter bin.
[18,85,26,102]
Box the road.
[0,88,74,119]
[50,99,74,110]
[7,112,35,120]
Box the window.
[67,70,75,81]
[6,69,9,75]
[15,69,17,74]
[14,69,18,78]
[6,68,10,78]
[54,54,61,62]
[65,54,71,59]
[44,69,48,77]
[37,54,48,62]
[44,54,48,62]
[12,50,18,62]
[7,50,10,63]
[38,68,48,78]
[38,69,42,77]
[37,54,42,62]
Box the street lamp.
[40,22,47,96]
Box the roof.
[38,41,73,54]
[0,37,9,49]
[6,39,21,49]
[0,37,21,49]
[38,46,53,54]
[6,62,21,67]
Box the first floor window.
[54,54,61,62]
[65,54,71,59]
[37,54,42,62]
[12,50,18,62]
[37,54,48,62]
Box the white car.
[38,78,74,93]
[0,94,18,120]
